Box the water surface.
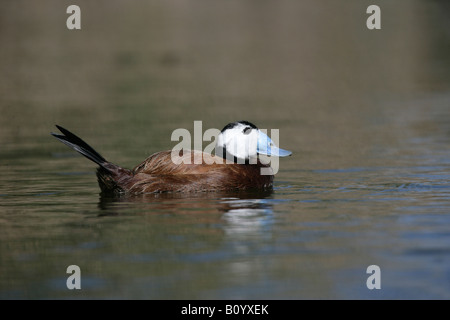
[0,0,449,299]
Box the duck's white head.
[215,120,292,162]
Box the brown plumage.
[51,125,276,195]
[98,150,273,195]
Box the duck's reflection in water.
[97,190,275,236]
[98,189,271,212]
[96,190,276,289]
[220,198,274,237]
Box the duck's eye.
[243,127,252,135]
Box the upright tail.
[51,125,131,194]
[51,125,108,168]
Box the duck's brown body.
[99,150,273,195]
[51,126,273,195]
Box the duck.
[51,121,291,195]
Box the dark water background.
[1,0,449,299]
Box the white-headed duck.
[51,121,291,195]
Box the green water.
[1,0,450,299]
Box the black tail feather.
[51,125,107,168]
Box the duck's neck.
[216,146,258,165]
